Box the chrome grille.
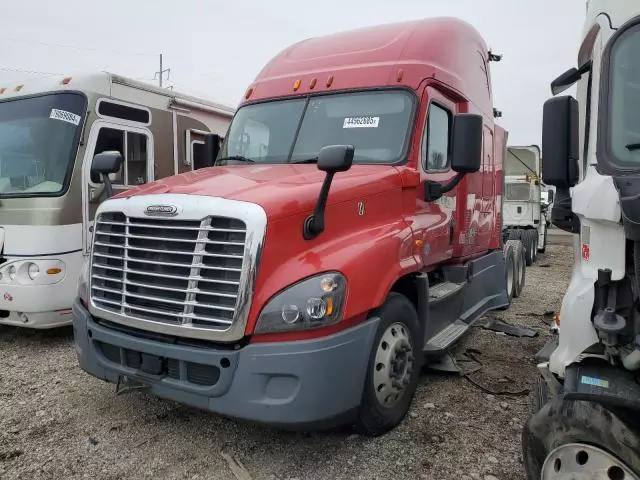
[90,212,247,331]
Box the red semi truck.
[73,17,520,435]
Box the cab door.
[413,86,460,268]
[81,120,154,253]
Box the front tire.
[356,293,422,436]
[523,399,640,480]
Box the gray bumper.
[72,299,379,427]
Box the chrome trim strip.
[88,193,267,342]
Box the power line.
[0,35,155,57]
[0,66,64,77]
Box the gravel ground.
[0,231,574,480]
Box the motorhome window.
[91,127,148,185]
[0,92,85,198]
[218,90,414,165]
[97,101,150,124]
[192,141,207,169]
[424,103,451,171]
[606,23,640,167]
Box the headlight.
[77,257,90,305]
[254,272,347,334]
[27,263,40,280]
[8,265,16,281]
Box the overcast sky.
[0,0,585,145]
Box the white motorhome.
[503,145,552,265]
[523,1,640,479]
[0,72,234,329]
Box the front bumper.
[73,299,379,427]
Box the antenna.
[153,53,170,87]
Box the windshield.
[505,148,539,176]
[217,90,415,165]
[0,92,86,197]
[606,22,640,166]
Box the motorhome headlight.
[254,272,347,334]
[0,260,65,285]
[27,263,40,280]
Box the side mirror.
[451,113,483,174]
[204,133,221,167]
[317,145,354,173]
[541,96,579,189]
[303,145,354,240]
[91,151,122,198]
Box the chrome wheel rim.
[541,443,639,480]
[373,322,413,408]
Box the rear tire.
[523,399,640,480]
[498,240,517,310]
[356,293,421,436]
[538,224,547,254]
[513,240,526,298]
[523,230,535,266]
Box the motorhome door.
[81,120,154,253]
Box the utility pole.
[154,53,170,88]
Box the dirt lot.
[0,231,574,480]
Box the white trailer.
[0,72,234,329]
[522,1,640,479]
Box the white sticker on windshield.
[343,116,380,129]
[49,108,81,126]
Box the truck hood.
[115,164,406,219]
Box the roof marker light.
[293,79,301,91]
[245,87,253,99]
[61,77,72,85]
[15,84,23,92]
[309,78,317,89]
[326,75,334,88]
[396,69,404,82]
[0,88,5,94]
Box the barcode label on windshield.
[49,109,81,126]
[343,116,380,128]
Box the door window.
[423,103,451,172]
[91,127,149,186]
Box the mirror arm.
[303,172,335,240]
[425,172,465,202]
[101,173,114,198]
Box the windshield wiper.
[626,143,640,151]
[216,155,256,164]
[290,157,318,164]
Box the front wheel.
[356,293,421,436]
[523,399,640,480]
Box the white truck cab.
[522,2,640,479]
